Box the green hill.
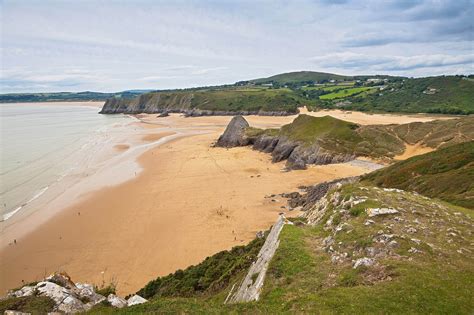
[100,88,302,114]
[320,76,474,115]
[362,141,474,209]
[251,71,352,84]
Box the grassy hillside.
[85,182,473,314]
[191,89,301,112]
[314,76,474,115]
[250,71,352,84]
[362,141,474,209]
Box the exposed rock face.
[283,177,359,211]
[100,94,294,116]
[251,134,355,170]
[216,116,250,147]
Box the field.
[319,87,374,99]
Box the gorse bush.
[137,236,265,299]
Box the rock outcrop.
[216,116,250,147]
[5,272,147,313]
[226,215,287,304]
[284,177,359,211]
[252,136,356,170]
[216,116,357,169]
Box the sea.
[0,102,131,221]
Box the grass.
[0,296,56,314]
[363,141,474,209]
[136,236,265,299]
[344,76,474,115]
[251,71,351,84]
[319,87,373,99]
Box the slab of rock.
[127,294,148,306]
[107,294,128,308]
[366,207,399,217]
[216,116,250,147]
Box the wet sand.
[0,110,452,295]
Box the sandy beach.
[0,109,452,295]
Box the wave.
[1,186,49,221]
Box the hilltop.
[249,71,352,85]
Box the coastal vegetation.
[236,114,474,170]
[85,180,473,314]
[0,90,151,103]
[363,141,474,209]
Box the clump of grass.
[95,283,116,297]
[0,296,55,314]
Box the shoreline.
[0,109,454,296]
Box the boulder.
[107,294,128,308]
[75,283,106,305]
[35,282,86,313]
[127,294,148,306]
[216,116,250,147]
[45,272,77,291]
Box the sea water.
[0,102,130,221]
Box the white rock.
[75,283,106,305]
[366,208,399,217]
[35,282,85,313]
[9,286,35,298]
[127,294,148,306]
[4,311,31,315]
[364,219,375,226]
[107,294,128,308]
[353,257,375,269]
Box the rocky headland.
[215,114,474,170]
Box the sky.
[1,0,473,93]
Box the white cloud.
[1,0,472,93]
